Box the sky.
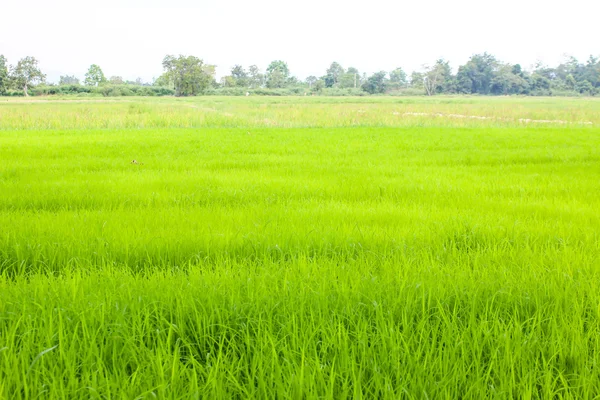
[1,0,599,84]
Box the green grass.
[0,96,599,398]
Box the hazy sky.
[2,0,598,83]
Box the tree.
[59,75,80,85]
[456,53,498,94]
[248,65,264,88]
[266,69,286,88]
[313,79,325,92]
[551,56,600,92]
[126,78,146,86]
[576,79,594,94]
[389,67,407,88]
[337,67,360,89]
[287,76,301,86]
[162,55,214,96]
[109,76,124,85]
[267,60,289,78]
[490,64,529,95]
[231,65,248,87]
[555,56,580,82]
[565,74,576,90]
[529,72,551,93]
[410,71,424,89]
[338,74,352,89]
[422,59,453,95]
[202,64,217,88]
[266,60,289,88]
[361,71,388,94]
[84,64,106,86]
[0,55,8,94]
[305,76,317,89]
[10,56,45,96]
[423,64,441,96]
[220,75,236,87]
[153,74,173,88]
[583,56,599,88]
[324,62,344,87]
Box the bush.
[4,89,24,97]
[318,88,366,96]
[30,85,92,96]
[205,88,308,96]
[19,84,175,97]
[387,88,426,96]
[87,84,174,97]
[547,90,583,97]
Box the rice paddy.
[0,96,599,399]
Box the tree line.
[1,53,599,97]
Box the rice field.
[0,96,599,399]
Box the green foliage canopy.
[10,56,46,96]
[84,64,106,86]
[162,55,215,96]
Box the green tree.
[529,72,551,93]
[420,59,455,96]
[565,74,576,90]
[337,68,360,89]
[287,76,301,86]
[338,74,355,89]
[220,75,236,87]
[555,56,580,82]
[490,64,529,94]
[346,67,362,88]
[527,62,554,93]
[84,64,106,86]
[248,65,264,88]
[324,62,344,87]
[305,76,317,89]
[266,61,289,88]
[422,59,454,95]
[124,78,145,86]
[576,79,594,94]
[456,53,498,94]
[153,74,173,88]
[109,76,124,85]
[389,67,408,88]
[202,64,217,88]
[59,75,80,85]
[410,71,424,89]
[266,69,286,88]
[0,55,8,94]
[162,55,213,96]
[361,71,388,94]
[231,65,248,87]
[267,60,289,78]
[312,79,325,92]
[10,56,46,96]
[582,56,599,89]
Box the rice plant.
[0,97,599,399]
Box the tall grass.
[0,97,599,398]
[1,96,599,130]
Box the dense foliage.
[0,52,599,96]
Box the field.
[0,96,599,399]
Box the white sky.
[1,0,598,83]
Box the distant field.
[1,97,599,398]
